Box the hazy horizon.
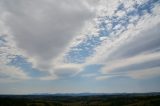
[1,91,160,95]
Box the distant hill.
[29,92,160,96]
[1,92,160,96]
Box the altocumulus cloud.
[82,0,160,80]
[95,18,160,80]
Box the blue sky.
[0,0,160,94]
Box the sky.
[0,0,160,94]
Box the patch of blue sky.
[65,0,159,63]
[127,0,160,17]
[8,55,47,77]
[66,36,101,63]
[98,21,109,37]
[81,64,103,74]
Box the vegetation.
[0,94,160,106]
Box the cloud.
[0,0,98,79]
[96,66,160,80]
[102,52,160,74]
[128,67,160,79]
[54,63,82,77]
[0,0,95,73]
[0,34,29,83]
[83,2,160,79]
[99,23,160,79]
[0,0,160,81]
[61,0,160,80]
[108,24,160,60]
[87,1,160,63]
[0,65,30,83]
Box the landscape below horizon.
[0,92,160,106]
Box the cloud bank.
[0,0,160,83]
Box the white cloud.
[50,0,160,80]
[84,3,160,79]
[98,21,160,78]
[0,65,30,83]
[128,67,160,79]
[53,63,82,78]
[115,10,126,17]
[0,0,160,81]
[39,62,83,80]
[96,0,120,17]
[85,4,160,65]
[101,52,160,74]
[96,66,160,80]
[123,0,135,9]
[0,0,97,78]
